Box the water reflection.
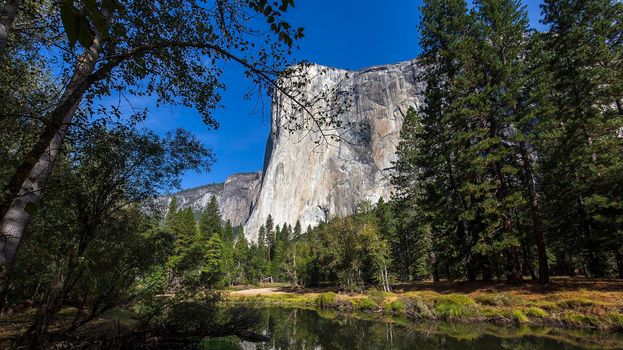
[218,307,623,350]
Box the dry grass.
[226,277,623,331]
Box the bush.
[367,289,387,307]
[315,292,337,308]
[434,295,475,320]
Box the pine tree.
[540,0,623,277]
[222,219,234,244]
[234,232,250,284]
[408,0,478,281]
[265,215,275,265]
[174,208,199,254]
[293,220,302,240]
[466,0,532,282]
[165,197,179,230]
[199,195,222,241]
[201,233,225,287]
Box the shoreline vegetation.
[225,278,623,333]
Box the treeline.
[390,0,622,284]
[233,0,623,288]
[229,202,396,292]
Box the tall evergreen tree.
[540,0,623,277]
[174,208,198,254]
[234,232,250,284]
[201,233,225,287]
[293,220,302,240]
[409,0,480,281]
[199,195,222,241]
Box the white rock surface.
[243,59,423,241]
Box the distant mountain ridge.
[162,172,261,227]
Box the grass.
[524,307,548,318]
[511,309,529,324]
[315,292,336,308]
[225,278,623,331]
[434,295,475,320]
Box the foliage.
[315,292,336,308]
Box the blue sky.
[137,0,545,190]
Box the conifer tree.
[467,0,532,282]
[222,220,234,244]
[165,197,179,230]
[539,0,623,278]
[199,195,222,241]
[174,208,198,254]
[234,232,249,284]
[407,0,478,281]
[293,220,302,240]
[201,233,225,287]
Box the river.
[205,306,623,350]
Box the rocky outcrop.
[164,172,261,227]
[243,59,423,241]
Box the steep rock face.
[243,60,423,241]
[165,172,261,227]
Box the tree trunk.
[0,0,20,52]
[521,242,538,281]
[0,36,103,284]
[27,254,83,347]
[506,246,523,283]
[519,141,549,284]
[615,249,623,279]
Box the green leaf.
[60,0,78,46]
[76,14,95,48]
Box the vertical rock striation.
[243,59,423,241]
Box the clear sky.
[138,0,545,191]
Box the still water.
[209,307,623,350]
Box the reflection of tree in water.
[244,307,594,350]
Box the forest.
[221,0,623,289]
[0,0,622,348]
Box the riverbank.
[225,278,623,332]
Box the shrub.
[524,307,548,318]
[315,292,337,308]
[367,289,387,307]
[434,295,475,320]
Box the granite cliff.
[165,59,423,240]
[243,59,423,240]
